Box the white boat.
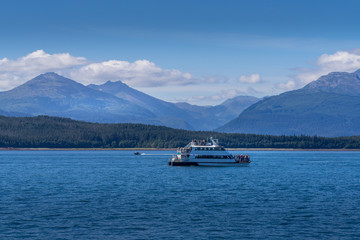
[168,137,250,166]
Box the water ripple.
[0,150,360,239]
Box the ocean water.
[1,150,360,239]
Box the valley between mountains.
[0,72,259,131]
[1,70,360,137]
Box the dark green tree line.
[0,115,359,149]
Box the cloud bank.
[69,59,194,86]
[2,49,360,104]
[0,50,195,90]
[0,50,87,89]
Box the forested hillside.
[0,115,360,149]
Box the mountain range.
[218,70,360,137]
[2,70,360,137]
[0,72,259,131]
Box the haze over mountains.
[218,70,360,137]
[0,72,258,131]
[2,70,360,137]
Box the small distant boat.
[168,137,250,167]
[134,152,141,155]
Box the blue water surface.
[0,150,360,239]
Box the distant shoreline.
[1,147,360,151]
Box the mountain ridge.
[0,72,258,130]
[303,70,360,96]
[0,72,156,122]
[217,69,360,137]
[88,79,259,130]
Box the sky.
[1,0,360,105]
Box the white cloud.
[69,59,195,86]
[276,80,296,91]
[238,73,261,83]
[0,50,88,90]
[0,50,87,73]
[317,50,360,70]
[295,49,360,85]
[0,50,196,90]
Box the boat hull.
[168,161,249,167]
[168,161,199,166]
[197,162,249,167]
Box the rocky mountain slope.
[88,80,259,130]
[218,70,360,137]
[0,72,258,130]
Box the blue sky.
[1,0,360,105]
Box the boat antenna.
[209,137,218,146]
